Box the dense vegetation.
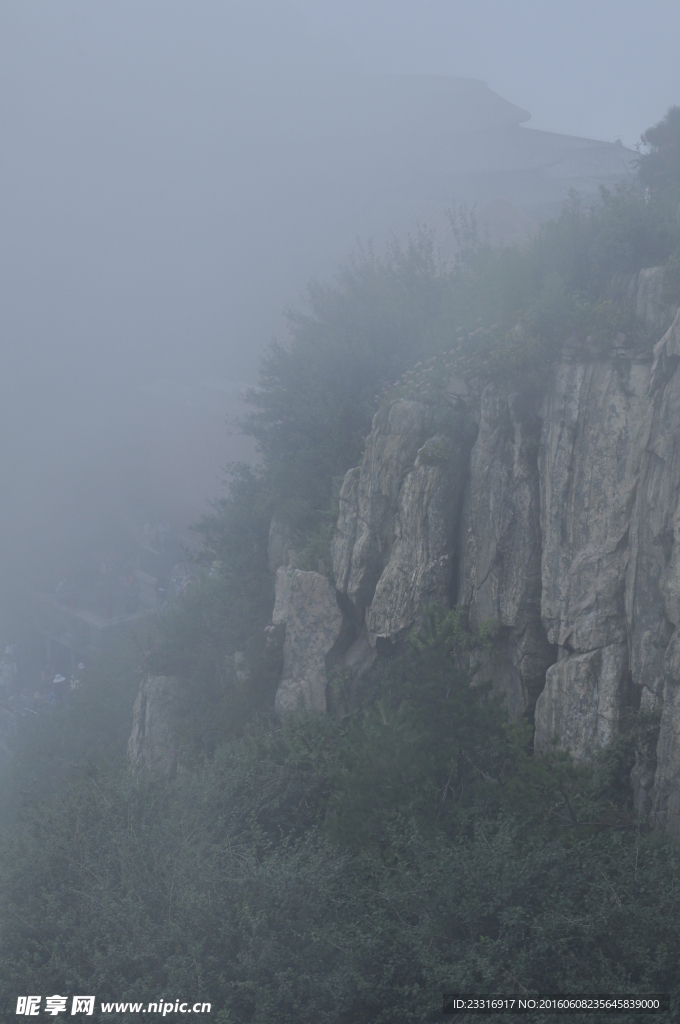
[0,611,676,1023]
[2,107,680,1021]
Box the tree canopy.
[638,105,680,193]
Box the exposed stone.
[330,468,360,594]
[624,346,680,824]
[332,401,438,616]
[269,272,680,825]
[459,385,554,718]
[366,431,471,637]
[128,675,179,775]
[626,366,680,707]
[534,357,653,759]
[273,568,344,715]
[613,266,674,333]
[446,376,470,401]
[540,360,651,652]
[535,643,629,759]
[326,628,378,717]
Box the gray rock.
[279,271,680,821]
[654,697,680,831]
[273,568,344,715]
[326,628,378,717]
[535,643,629,759]
[627,365,680,706]
[540,359,651,652]
[653,630,680,830]
[330,467,360,594]
[332,401,438,616]
[460,385,554,718]
[128,675,179,775]
[366,431,470,637]
[233,651,248,683]
[535,357,652,759]
[446,376,470,400]
[627,351,680,823]
[623,266,674,332]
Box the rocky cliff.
[270,267,680,830]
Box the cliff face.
[272,567,344,715]
[332,400,475,637]
[271,267,680,829]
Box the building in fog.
[314,75,635,247]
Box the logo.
[16,996,95,1016]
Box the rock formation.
[459,385,554,720]
[266,266,680,829]
[534,353,652,759]
[272,567,344,715]
[331,401,476,635]
[125,263,680,828]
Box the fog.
[1,0,679,592]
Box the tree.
[638,105,680,193]
[243,232,450,543]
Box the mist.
[3,2,680,1012]
[1,0,678,582]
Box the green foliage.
[530,186,679,294]
[638,105,680,194]
[296,476,344,576]
[243,233,450,541]
[0,610,679,1022]
[0,638,141,824]
[325,607,507,851]
[143,464,279,754]
[191,463,274,654]
[313,185,677,435]
[417,436,450,465]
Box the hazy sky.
[2,1,678,385]
[1,1,679,578]
[2,1,677,382]
[302,0,680,146]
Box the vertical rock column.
[273,568,344,715]
[332,400,440,618]
[459,385,555,720]
[332,397,476,644]
[535,357,653,759]
[366,428,472,637]
[627,311,680,827]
